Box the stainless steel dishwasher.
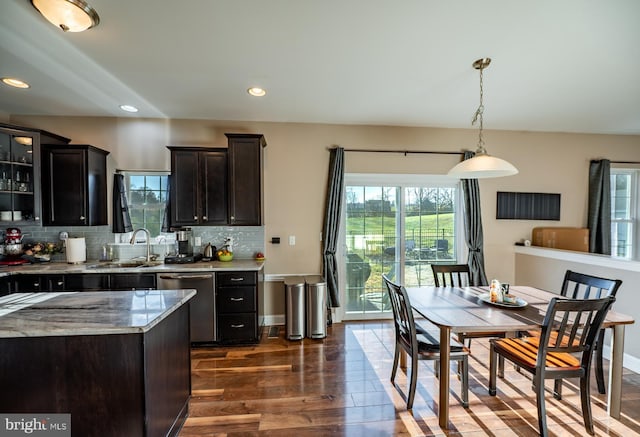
[157,272,216,343]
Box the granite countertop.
[0,289,196,338]
[0,259,264,276]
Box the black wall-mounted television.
[496,192,561,220]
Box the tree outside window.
[125,173,169,238]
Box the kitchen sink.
[88,260,164,269]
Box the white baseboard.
[262,314,285,326]
[602,345,640,374]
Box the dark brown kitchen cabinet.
[0,124,68,226]
[226,133,266,226]
[12,275,45,292]
[216,271,259,343]
[168,147,227,227]
[167,134,265,228]
[11,274,65,292]
[110,273,157,290]
[64,273,111,291]
[0,276,11,296]
[41,144,109,226]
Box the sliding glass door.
[341,174,461,320]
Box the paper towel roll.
[66,237,86,264]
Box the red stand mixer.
[0,227,28,265]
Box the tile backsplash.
[14,225,265,261]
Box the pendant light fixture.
[448,58,518,179]
[31,0,100,32]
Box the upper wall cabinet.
[168,133,266,227]
[41,145,109,226]
[0,123,69,226]
[168,147,228,227]
[226,134,266,226]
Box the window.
[124,172,170,238]
[610,169,637,258]
[341,174,462,320]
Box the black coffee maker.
[165,227,202,264]
[176,227,193,257]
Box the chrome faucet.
[130,228,152,262]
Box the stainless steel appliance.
[157,272,216,343]
[176,227,193,257]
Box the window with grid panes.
[610,169,636,259]
[125,172,170,238]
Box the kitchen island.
[0,289,195,437]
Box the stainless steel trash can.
[284,276,306,340]
[305,275,327,339]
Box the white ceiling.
[1,0,640,134]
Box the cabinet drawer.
[65,274,110,291]
[45,275,66,291]
[217,313,257,343]
[13,275,44,292]
[110,273,157,290]
[216,271,256,287]
[217,286,256,313]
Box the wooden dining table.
[405,285,635,429]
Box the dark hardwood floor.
[180,321,640,436]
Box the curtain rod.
[609,160,640,165]
[337,148,465,156]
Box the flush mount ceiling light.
[31,0,100,32]
[1,77,30,89]
[14,137,33,146]
[247,87,266,97]
[448,58,518,179]
[119,104,139,113]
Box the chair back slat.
[561,270,622,300]
[432,264,472,287]
[538,296,615,367]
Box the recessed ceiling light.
[247,87,266,97]
[119,104,139,113]
[1,77,30,89]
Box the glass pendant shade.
[448,152,519,179]
[448,57,518,179]
[31,0,100,32]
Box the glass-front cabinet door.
[0,127,41,224]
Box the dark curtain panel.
[461,151,488,286]
[588,159,611,254]
[322,147,344,308]
[112,174,132,233]
[161,175,171,233]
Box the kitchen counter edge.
[0,289,197,338]
[0,259,265,276]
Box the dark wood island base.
[0,291,194,437]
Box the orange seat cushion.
[492,337,581,371]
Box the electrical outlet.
[194,236,202,246]
[289,235,296,246]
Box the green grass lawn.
[346,212,454,234]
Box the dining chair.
[524,270,622,396]
[559,270,622,394]
[431,264,506,349]
[382,274,469,410]
[489,295,615,437]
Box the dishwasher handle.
[158,274,213,280]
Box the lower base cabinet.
[216,271,260,344]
